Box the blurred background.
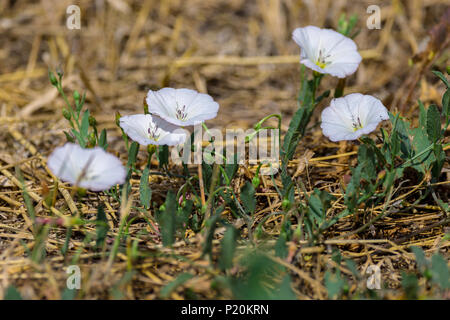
[0,0,448,152]
[0,0,449,300]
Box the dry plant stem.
[332,184,395,240]
[198,164,206,208]
[393,216,450,244]
[203,163,220,224]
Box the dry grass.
[0,0,449,299]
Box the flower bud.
[49,70,58,86]
[282,198,292,211]
[143,97,149,114]
[88,115,97,127]
[252,175,260,189]
[73,90,80,102]
[62,108,71,120]
[115,111,122,127]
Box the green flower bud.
[88,115,97,127]
[73,90,80,102]
[147,144,157,155]
[252,175,260,189]
[77,188,87,197]
[115,111,122,127]
[62,108,71,120]
[282,198,291,211]
[143,97,149,114]
[88,132,96,147]
[49,70,58,86]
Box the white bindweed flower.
[119,114,186,146]
[145,88,219,126]
[321,93,389,142]
[292,26,362,78]
[47,143,126,191]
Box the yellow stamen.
[316,61,327,69]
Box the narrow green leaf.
[157,191,177,247]
[80,109,90,139]
[139,167,152,209]
[431,254,450,289]
[127,141,139,167]
[99,128,107,150]
[241,181,256,214]
[158,145,169,169]
[3,286,22,300]
[442,89,449,118]
[95,204,109,249]
[63,130,75,143]
[219,226,238,271]
[160,273,194,299]
[426,104,441,143]
[432,70,449,88]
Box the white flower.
[47,143,126,191]
[119,114,186,146]
[292,26,362,78]
[145,88,219,126]
[321,93,389,142]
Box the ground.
[0,0,448,300]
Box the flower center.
[316,49,331,69]
[148,122,161,141]
[175,104,188,121]
[352,116,363,131]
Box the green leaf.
[63,130,75,143]
[432,70,449,88]
[98,129,107,150]
[71,128,85,148]
[160,273,194,299]
[126,141,139,168]
[411,246,428,272]
[156,191,177,247]
[442,89,449,118]
[158,145,169,169]
[431,254,450,289]
[3,286,22,300]
[139,167,152,209]
[307,189,334,230]
[230,251,295,300]
[61,288,77,300]
[418,100,427,129]
[401,272,419,299]
[345,259,361,280]
[324,271,345,299]
[426,104,441,143]
[95,204,109,249]
[218,226,238,271]
[76,92,86,114]
[202,211,223,257]
[281,78,315,164]
[241,181,256,214]
[80,109,90,139]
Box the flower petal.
[48,143,126,191]
[119,114,186,146]
[292,26,362,78]
[146,88,219,126]
[321,93,389,142]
